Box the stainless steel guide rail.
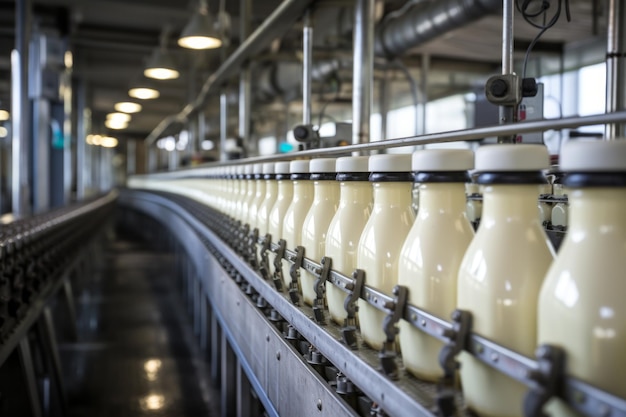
[120,189,626,417]
[141,111,626,178]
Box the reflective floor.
[59,236,219,417]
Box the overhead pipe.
[375,0,502,58]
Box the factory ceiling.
[0,0,609,140]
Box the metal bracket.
[288,246,304,305]
[258,234,272,281]
[247,228,259,269]
[523,345,565,417]
[238,224,250,255]
[272,240,286,292]
[436,309,472,417]
[312,257,331,325]
[379,285,407,380]
[341,269,364,350]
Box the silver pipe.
[220,92,228,161]
[76,79,86,200]
[499,0,516,143]
[239,0,252,152]
[139,112,626,177]
[420,54,429,136]
[146,0,316,145]
[605,0,626,139]
[198,112,206,151]
[302,10,313,126]
[375,0,501,57]
[127,140,136,176]
[352,0,375,147]
[11,0,31,216]
[502,0,514,75]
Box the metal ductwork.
[375,0,502,57]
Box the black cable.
[517,0,571,79]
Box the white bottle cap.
[244,164,254,175]
[368,154,412,172]
[310,158,336,173]
[289,160,310,173]
[262,162,275,174]
[412,149,474,171]
[237,165,245,175]
[253,163,264,174]
[475,144,549,171]
[275,161,291,174]
[336,156,370,173]
[561,140,626,172]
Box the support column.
[498,0,516,143]
[352,0,375,149]
[221,333,236,417]
[11,0,32,216]
[606,0,626,139]
[220,92,228,161]
[239,0,252,155]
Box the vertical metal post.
[420,54,430,137]
[606,0,626,139]
[302,10,313,126]
[236,361,253,417]
[379,70,389,143]
[221,334,236,417]
[76,79,86,200]
[352,0,375,148]
[32,98,50,212]
[220,92,228,161]
[11,0,31,216]
[168,147,178,171]
[498,0,516,143]
[198,111,206,153]
[62,57,73,204]
[210,312,222,384]
[239,0,252,154]
[127,140,136,176]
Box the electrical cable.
[517,0,571,79]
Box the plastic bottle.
[268,161,293,279]
[398,149,475,381]
[457,144,555,417]
[357,154,414,350]
[301,158,340,306]
[282,160,314,289]
[538,140,626,417]
[326,156,372,325]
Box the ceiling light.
[105,118,128,130]
[107,112,131,123]
[178,0,222,50]
[91,134,103,145]
[101,136,119,148]
[0,110,9,121]
[129,87,160,100]
[114,102,142,113]
[145,27,180,80]
[0,126,7,138]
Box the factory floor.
[58,234,219,417]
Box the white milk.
[301,159,340,306]
[457,145,555,417]
[268,162,293,280]
[326,156,372,325]
[357,154,414,350]
[539,141,626,417]
[282,160,314,289]
[398,149,475,381]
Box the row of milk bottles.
[143,141,625,417]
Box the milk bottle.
[457,144,555,417]
[301,158,340,306]
[538,140,626,417]
[398,149,475,381]
[325,156,372,325]
[268,161,293,279]
[357,154,414,350]
[282,160,314,289]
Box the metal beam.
[606,0,626,139]
[352,0,374,148]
